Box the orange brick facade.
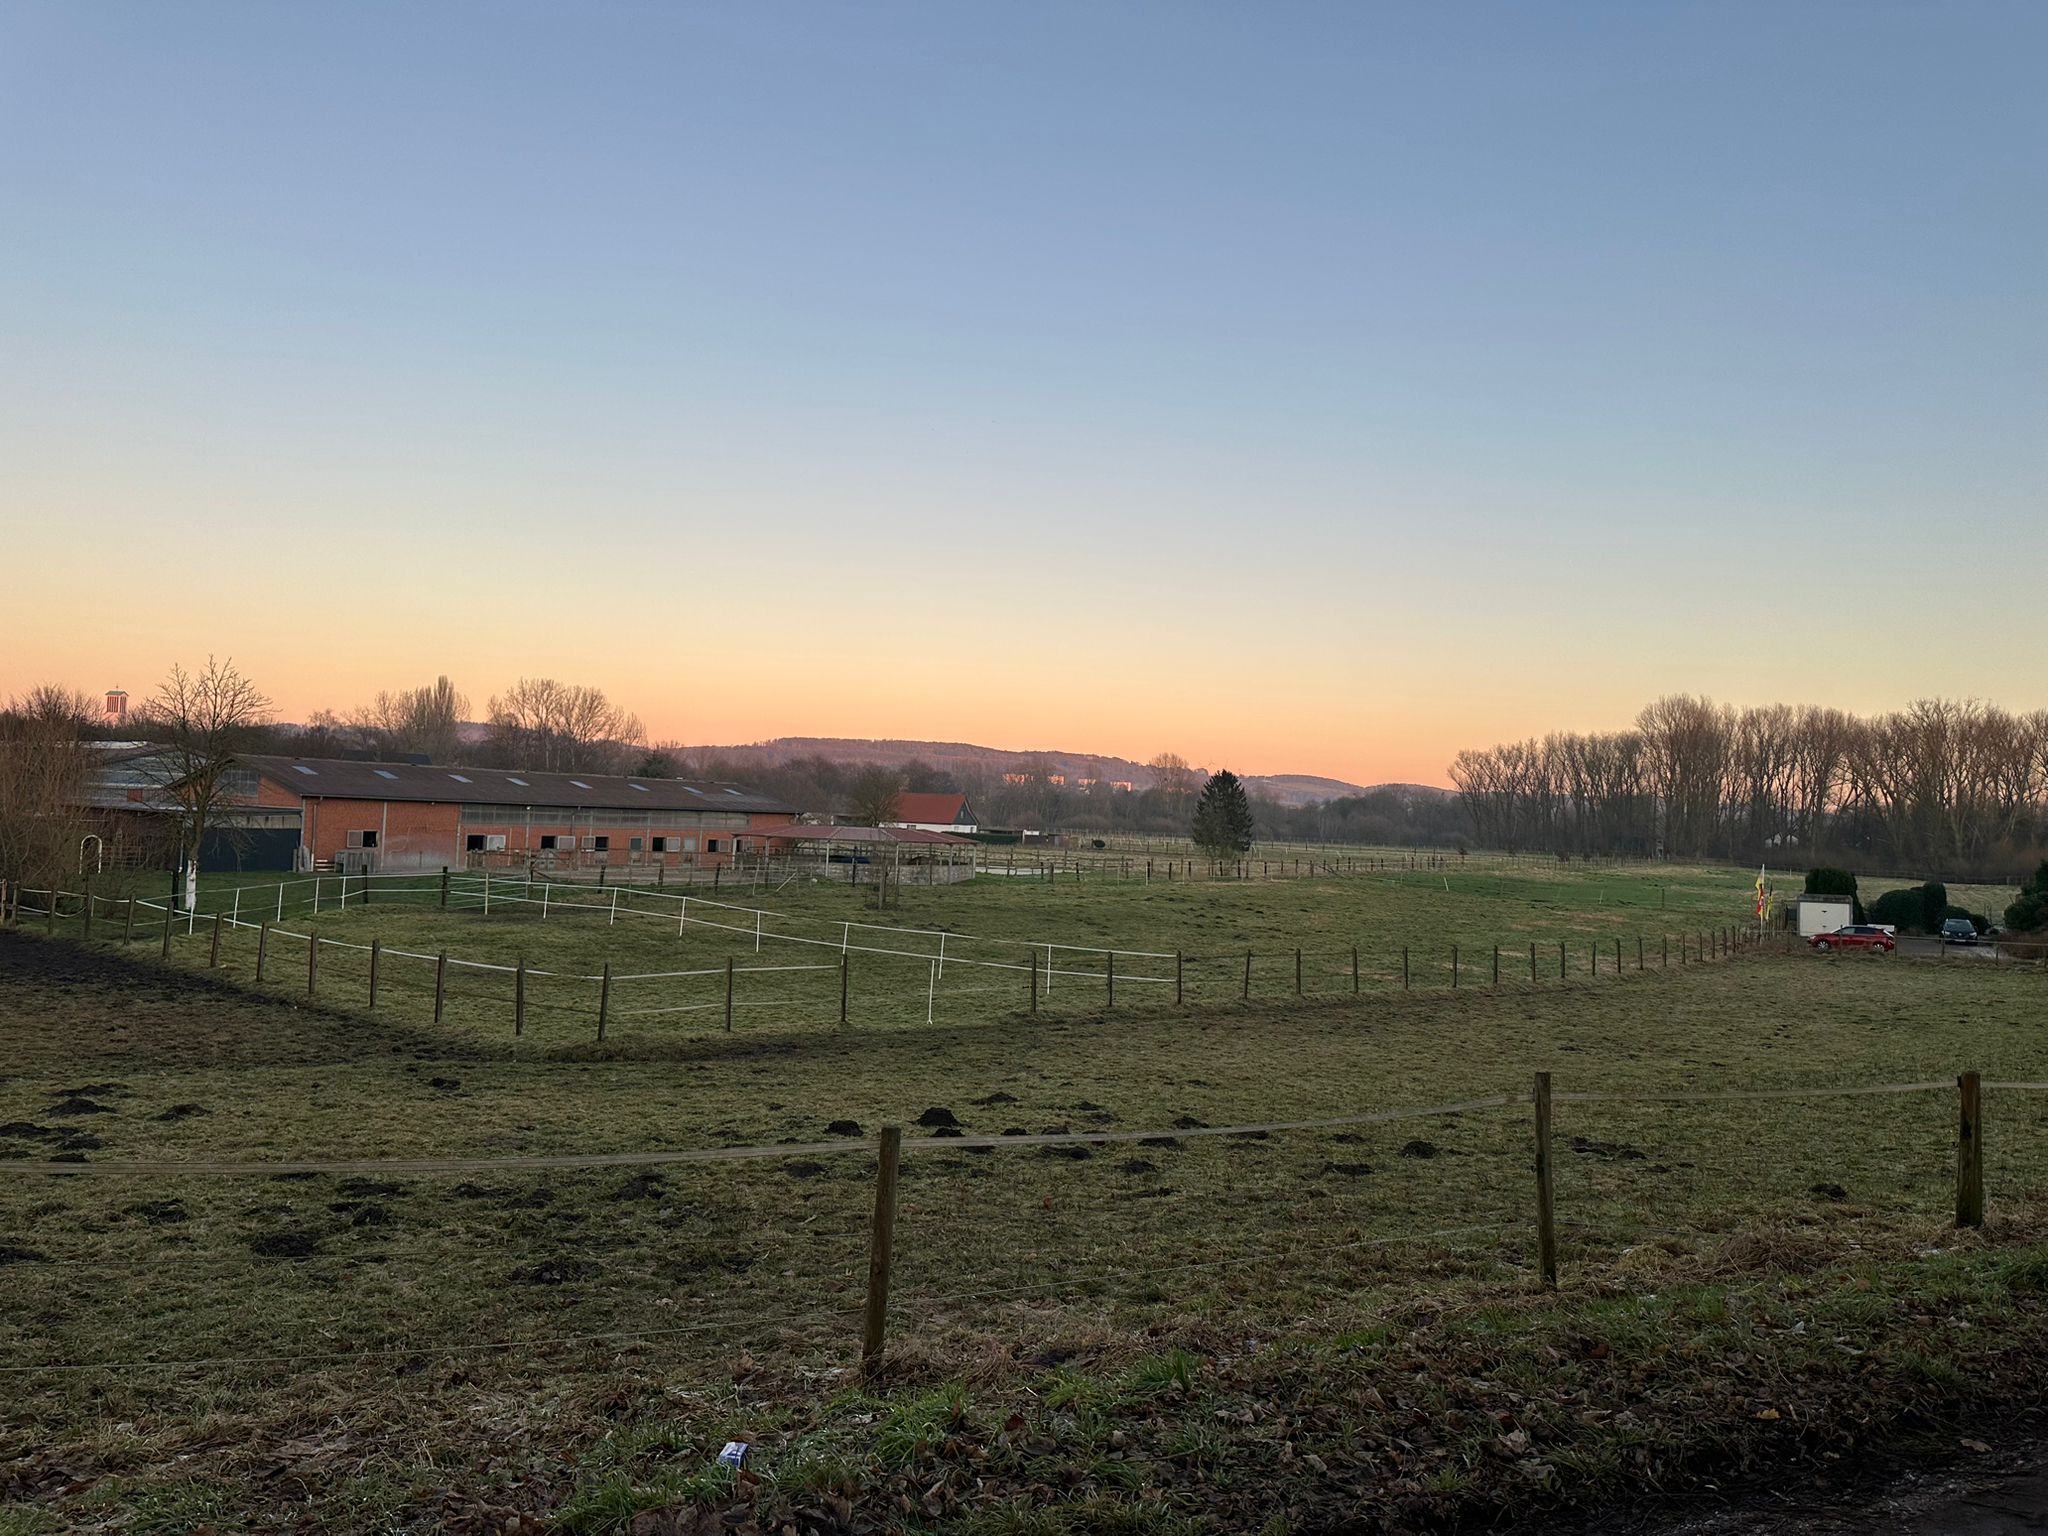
[292,795,796,873]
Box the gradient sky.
[3,4,2043,787]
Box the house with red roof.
[883,792,979,835]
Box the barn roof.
[762,823,974,846]
[236,755,797,816]
[887,792,973,824]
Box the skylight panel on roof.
[507,777,528,787]
[628,783,649,792]
[723,788,743,797]
[684,786,706,796]
[448,773,472,783]
[373,769,398,780]
[292,765,318,776]
[570,780,592,789]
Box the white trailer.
[1795,895,1854,938]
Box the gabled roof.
[236,754,797,816]
[762,823,973,846]
[888,792,973,825]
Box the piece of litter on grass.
[717,1441,749,1468]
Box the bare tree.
[350,675,469,762]
[484,678,644,773]
[844,765,905,827]
[0,687,99,892]
[139,658,272,909]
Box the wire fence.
[0,1072,2039,1383]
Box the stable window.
[705,838,720,854]
[628,836,643,852]
[591,835,610,852]
[346,830,379,849]
[650,835,671,853]
[540,834,575,851]
[466,834,486,852]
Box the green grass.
[3,864,2047,1532]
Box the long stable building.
[233,755,798,874]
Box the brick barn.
[232,755,799,874]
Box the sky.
[2,3,2043,787]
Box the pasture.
[2,864,2046,1534]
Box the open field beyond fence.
[2,863,2046,1535]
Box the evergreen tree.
[1190,769,1255,859]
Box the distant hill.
[672,737,1380,807]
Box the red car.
[1809,925,1896,954]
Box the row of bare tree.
[300,676,644,775]
[1450,696,2048,877]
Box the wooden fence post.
[1028,950,1038,1014]
[1176,950,1185,1006]
[1294,947,1302,995]
[82,886,93,942]
[596,962,610,1040]
[1534,1070,1558,1290]
[307,935,319,997]
[369,938,382,1008]
[1493,945,1500,987]
[1107,949,1116,1009]
[1559,940,1566,980]
[1243,949,1252,1000]
[840,954,850,1026]
[435,952,448,1023]
[1957,1070,1984,1228]
[1529,941,1536,984]
[1402,946,1410,990]
[1452,944,1459,988]
[861,1125,903,1373]
[724,955,735,1032]
[440,867,449,910]
[161,903,174,960]
[515,954,527,1036]
[1638,935,1644,971]
[1352,945,1360,994]
[47,890,57,935]
[209,912,224,968]
[256,920,270,980]
[123,897,136,945]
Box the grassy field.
[69,859,1815,1053]
[2,866,2046,1534]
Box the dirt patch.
[1116,1159,1159,1175]
[155,1103,210,1122]
[1400,1140,1440,1159]
[971,1092,1018,1106]
[916,1106,961,1128]
[826,1120,861,1136]
[248,1230,323,1260]
[1318,1161,1373,1178]
[47,1098,113,1117]
[124,1199,188,1225]
[784,1162,827,1178]
[610,1173,667,1202]
[1810,1182,1849,1202]
[1172,1115,1209,1130]
[0,1122,56,1140]
[1571,1135,1648,1162]
[0,1244,50,1264]
[510,1258,600,1286]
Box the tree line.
[1450,696,2048,879]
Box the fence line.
[0,875,1792,1044]
[0,1069,2023,1381]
